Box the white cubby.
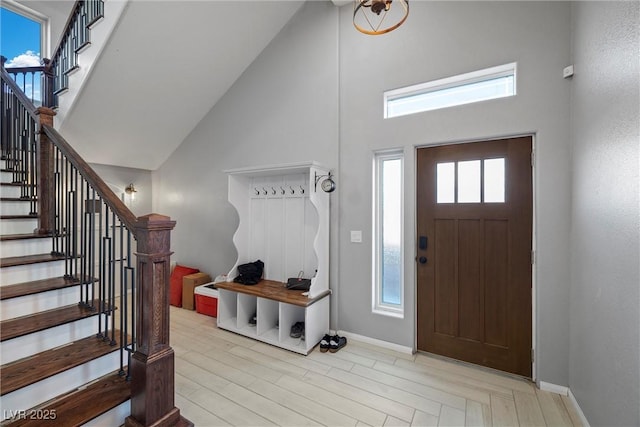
[216,284,329,354]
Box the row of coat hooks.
[253,185,306,196]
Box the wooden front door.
[416,136,533,377]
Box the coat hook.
[289,186,295,194]
[280,186,285,195]
[254,188,260,195]
[271,187,276,195]
[262,187,268,195]
[300,185,305,194]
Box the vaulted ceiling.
[20,1,306,170]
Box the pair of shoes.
[249,313,257,326]
[290,321,305,338]
[319,334,331,352]
[329,334,347,353]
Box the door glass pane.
[484,158,505,203]
[437,162,455,203]
[458,160,481,203]
[381,158,402,305]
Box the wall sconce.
[125,183,137,200]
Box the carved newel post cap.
[135,213,176,230]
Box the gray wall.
[337,1,572,385]
[569,2,640,426]
[154,0,575,387]
[89,163,153,217]
[152,1,339,274]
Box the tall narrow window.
[373,151,404,317]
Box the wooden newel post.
[125,214,192,427]
[35,107,56,235]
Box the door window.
[436,158,506,203]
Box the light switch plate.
[350,230,362,243]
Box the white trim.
[568,388,591,427]
[539,381,568,396]
[337,330,414,355]
[531,134,537,382]
[372,150,405,317]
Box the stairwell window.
[1,2,48,104]
[373,150,404,318]
[384,63,517,119]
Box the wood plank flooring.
[171,307,581,427]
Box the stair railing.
[2,59,190,427]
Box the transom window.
[384,63,517,119]
[437,158,505,204]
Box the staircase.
[0,165,131,425]
[1,1,190,424]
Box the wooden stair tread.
[0,276,96,300]
[1,332,125,395]
[1,197,37,202]
[2,371,130,427]
[0,182,27,187]
[0,215,38,220]
[0,233,50,242]
[0,253,66,268]
[0,300,112,342]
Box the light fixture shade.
[125,183,137,194]
[353,0,409,35]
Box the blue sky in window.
[1,7,41,67]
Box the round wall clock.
[321,177,336,193]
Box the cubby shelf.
[216,280,330,355]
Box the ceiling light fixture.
[353,0,409,35]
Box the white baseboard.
[539,381,569,396]
[539,383,590,427]
[568,388,591,427]
[335,330,414,355]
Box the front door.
[416,136,533,377]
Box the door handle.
[418,256,427,264]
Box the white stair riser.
[0,201,33,216]
[0,185,22,198]
[0,287,81,321]
[0,238,52,257]
[83,400,130,427]
[0,171,17,182]
[0,218,37,235]
[1,351,122,418]
[0,261,66,286]
[0,316,99,364]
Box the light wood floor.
[170,307,582,427]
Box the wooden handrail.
[3,65,47,74]
[41,124,138,233]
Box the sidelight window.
[373,150,404,317]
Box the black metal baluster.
[110,210,116,345]
[30,117,37,215]
[89,188,96,306]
